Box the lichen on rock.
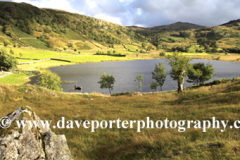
[0,106,74,160]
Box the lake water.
[45,59,240,94]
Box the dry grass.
[1,80,240,159]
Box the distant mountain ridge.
[128,22,204,36]
[150,21,204,31]
[221,19,240,27]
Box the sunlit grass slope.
[1,79,240,159]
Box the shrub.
[232,77,240,82]
[68,43,73,48]
[74,48,77,52]
[0,48,18,70]
[3,40,8,47]
[211,48,218,53]
[212,78,231,85]
[37,70,62,91]
[10,49,14,55]
[159,52,166,56]
[44,26,52,33]
[135,72,144,92]
[47,41,54,48]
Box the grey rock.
[0,106,74,160]
[44,131,74,160]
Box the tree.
[0,48,18,70]
[187,63,215,85]
[151,62,166,91]
[47,41,54,48]
[98,73,115,95]
[135,72,144,92]
[3,40,8,47]
[68,43,73,48]
[159,52,166,57]
[150,81,158,92]
[167,52,192,92]
[142,42,147,49]
[37,70,62,91]
[44,26,52,33]
[10,49,14,55]
[179,31,191,38]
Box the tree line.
[0,49,214,94]
[97,52,215,94]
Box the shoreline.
[18,53,240,72]
[21,54,240,95]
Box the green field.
[4,47,73,60]
[20,39,49,49]
[60,55,141,63]
[17,60,75,71]
[126,45,140,51]
[0,72,30,85]
[166,52,211,56]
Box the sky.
[2,0,240,27]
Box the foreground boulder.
[0,106,74,160]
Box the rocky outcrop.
[0,106,74,160]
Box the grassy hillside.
[1,1,240,56]
[0,1,149,51]
[1,79,240,159]
[128,20,240,54]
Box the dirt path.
[0,72,12,79]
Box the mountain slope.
[129,20,240,53]
[128,22,204,36]
[221,19,240,27]
[0,1,148,50]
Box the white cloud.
[6,0,240,27]
[85,0,97,10]
[137,8,142,15]
[95,14,122,25]
[130,0,240,26]
[12,0,83,14]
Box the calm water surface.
[44,59,240,94]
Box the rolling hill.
[128,22,204,36]
[1,1,240,54]
[0,1,151,51]
[129,20,240,53]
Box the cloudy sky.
[2,0,240,27]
